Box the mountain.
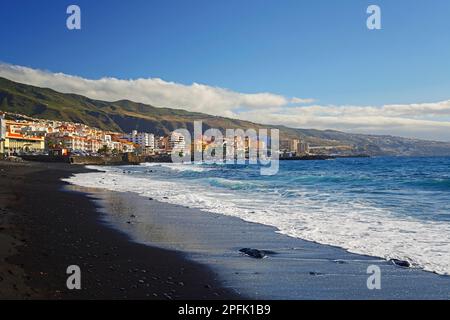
[1,76,450,156]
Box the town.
[0,111,186,161]
[0,111,330,164]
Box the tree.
[98,145,110,155]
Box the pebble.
[163,293,173,300]
[390,259,411,268]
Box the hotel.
[0,118,45,154]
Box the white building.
[20,124,48,136]
[170,132,186,153]
[103,134,113,149]
[0,115,6,154]
[123,130,155,149]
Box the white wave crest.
[64,168,450,275]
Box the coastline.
[0,161,239,299]
[85,188,450,300]
[2,160,450,300]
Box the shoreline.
[2,160,450,300]
[66,169,450,299]
[0,161,240,299]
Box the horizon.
[1,1,450,141]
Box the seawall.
[19,154,173,165]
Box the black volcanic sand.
[92,189,450,300]
[0,161,239,299]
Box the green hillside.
[0,77,317,141]
[2,76,450,156]
[0,77,281,134]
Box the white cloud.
[1,63,450,141]
[0,63,295,114]
[290,97,315,104]
[234,103,450,141]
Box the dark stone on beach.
[334,260,346,264]
[0,162,244,300]
[239,248,267,259]
[390,259,411,268]
[163,293,173,300]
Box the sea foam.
[65,161,450,275]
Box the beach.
[1,160,450,300]
[84,186,450,300]
[0,161,238,299]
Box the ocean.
[65,156,450,276]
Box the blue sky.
[1,0,450,140]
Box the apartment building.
[0,114,6,154]
[280,138,309,155]
[123,130,155,149]
[3,132,45,154]
[169,132,186,153]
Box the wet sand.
[79,182,450,300]
[2,160,450,300]
[0,161,239,299]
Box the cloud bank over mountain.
[1,63,450,141]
